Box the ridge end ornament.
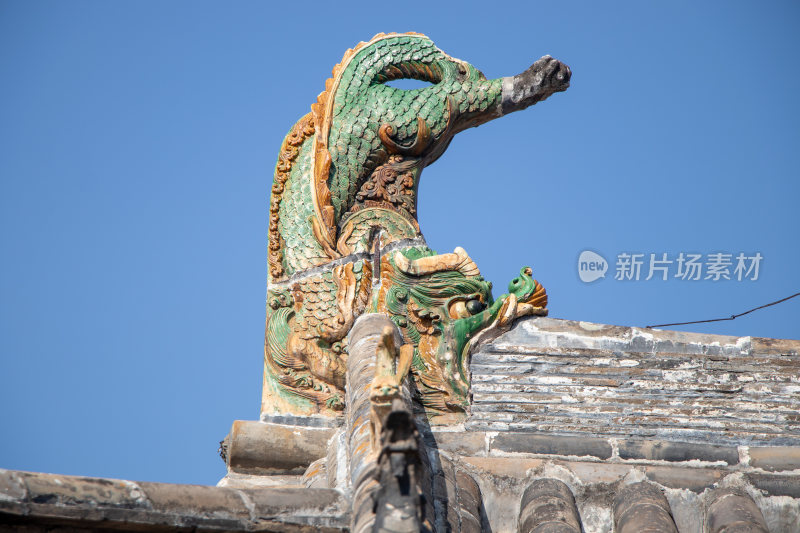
[263,33,568,420]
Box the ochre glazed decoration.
[264,32,570,420]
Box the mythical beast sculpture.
[263,33,570,421]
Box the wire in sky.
[646,291,800,329]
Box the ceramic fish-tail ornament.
[263,33,569,422]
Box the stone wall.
[469,317,800,446]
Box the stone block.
[644,465,724,492]
[751,336,800,356]
[243,487,344,517]
[748,446,800,472]
[226,420,333,475]
[21,472,146,509]
[746,473,800,498]
[490,433,612,459]
[618,439,738,465]
[137,481,249,520]
[431,430,486,456]
[461,456,545,478]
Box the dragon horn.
[393,247,480,277]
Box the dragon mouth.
[501,55,571,115]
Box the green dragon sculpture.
[263,33,570,422]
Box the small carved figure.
[369,326,414,451]
[263,33,569,418]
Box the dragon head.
[377,247,547,420]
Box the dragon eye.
[449,296,486,319]
[466,299,484,315]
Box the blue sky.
[1,1,798,486]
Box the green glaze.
[328,35,501,222]
[378,250,546,416]
[263,33,568,418]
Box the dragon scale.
[264,33,570,420]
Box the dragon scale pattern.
[263,33,570,420]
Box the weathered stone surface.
[0,469,347,532]
[137,481,250,523]
[260,413,342,428]
[224,420,333,475]
[0,470,26,505]
[618,440,739,465]
[446,454,800,532]
[750,336,800,356]
[222,315,800,532]
[644,465,725,493]
[518,478,581,533]
[461,456,545,478]
[212,315,800,532]
[748,446,800,472]
[22,472,146,509]
[490,433,612,459]
[746,473,800,498]
[613,482,678,533]
[11,460,799,533]
[706,488,769,533]
[469,317,800,447]
[217,472,304,489]
[430,430,486,456]
[243,487,344,521]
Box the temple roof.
[3,317,798,532]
